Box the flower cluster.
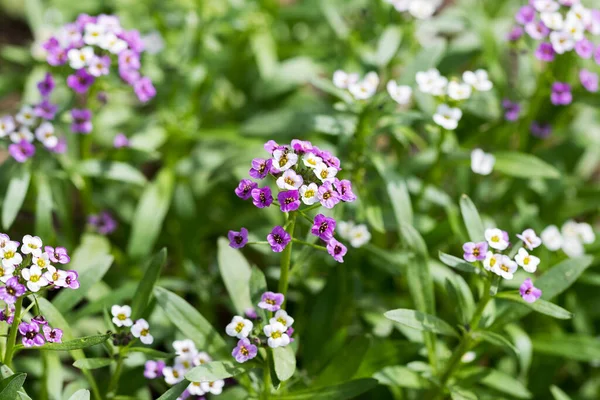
[225,291,295,364]
[0,74,66,162]
[333,71,380,100]
[144,339,224,398]
[338,221,371,248]
[88,211,118,235]
[541,220,596,257]
[462,228,545,302]
[416,68,493,130]
[384,0,442,20]
[110,305,153,345]
[18,317,63,347]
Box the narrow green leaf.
[438,252,481,275]
[249,267,269,322]
[374,365,432,389]
[505,324,532,380]
[384,309,458,337]
[373,156,413,228]
[444,275,475,325]
[532,334,600,361]
[474,330,518,355]
[72,358,113,370]
[480,368,532,399]
[44,351,62,399]
[217,237,252,315]
[275,378,378,400]
[131,248,167,319]
[376,26,402,67]
[314,336,371,386]
[185,361,253,382]
[497,293,572,320]
[156,380,189,400]
[2,166,31,229]
[550,385,572,400]
[67,389,90,400]
[494,152,560,179]
[459,195,485,242]
[0,373,27,399]
[128,347,173,359]
[273,346,296,382]
[26,334,110,351]
[77,160,147,185]
[34,173,54,241]
[450,388,478,400]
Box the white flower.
[35,122,58,149]
[470,149,495,176]
[272,149,298,172]
[299,183,320,205]
[263,322,291,348]
[111,305,133,327]
[348,72,379,100]
[541,225,563,251]
[515,248,540,273]
[348,224,371,248]
[567,4,591,26]
[200,380,225,395]
[483,251,502,271]
[338,221,355,239]
[276,170,304,190]
[387,0,412,12]
[0,264,15,283]
[433,104,462,130]
[563,18,585,40]
[32,253,52,270]
[225,316,253,339]
[175,355,194,370]
[21,234,43,256]
[302,152,323,169]
[447,81,472,100]
[59,25,82,46]
[461,351,477,363]
[416,69,447,95]
[525,21,549,40]
[462,70,493,91]
[550,31,575,54]
[485,228,509,250]
[493,255,518,280]
[97,14,122,34]
[0,116,16,137]
[534,0,560,13]
[172,339,198,358]
[163,366,185,385]
[333,70,359,89]
[10,127,34,144]
[562,236,584,258]
[516,228,542,250]
[21,265,49,292]
[15,105,36,127]
[270,310,295,329]
[314,163,338,182]
[67,46,95,69]
[83,23,106,45]
[193,351,212,366]
[187,382,206,396]
[99,33,127,54]
[576,222,595,244]
[131,318,154,344]
[387,81,413,105]
[561,220,580,238]
[43,266,67,287]
[409,1,437,19]
[1,241,22,268]
[87,56,110,77]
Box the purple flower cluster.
[19,319,63,347]
[502,99,521,121]
[88,211,118,235]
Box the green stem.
[262,350,272,400]
[278,212,297,302]
[292,239,327,251]
[4,296,23,368]
[107,355,124,398]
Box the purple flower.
[251,187,273,208]
[235,179,258,200]
[580,69,598,93]
[534,42,555,62]
[43,326,63,343]
[228,228,249,249]
[34,100,58,120]
[318,181,340,209]
[267,226,291,253]
[19,322,45,347]
[37,73,55,98]
[32,315,48,326]
[67,69,94,93]
[575,39,594,59]
[520,278,542,303]
[232,338,258,363]
[8,140,35,163]
[88,211,117,235]
[334,179,356,202]
[0,306,15,325]
[71,108,92,134]
[531,122,552,138]
[318,150,341,170]
[264,140,279,154]
[76,13,97,30]
[45,246,70,264]
[258,291,285,311]
[462,242,488,262]
[46,45,69,66]
[133,77,156,103]
[0,277,26,304]
[119,67,141,85]
[113,133,130,148]
[327,238,347,263]
[245,308,258,319]
[278,190,300,212]
[291,139,313,153]
[502,99,521,121]
[515,5,535,25]
[118,49,141,70]
[249,158,272,179]
[65,270,80,289]
[48,138,67,154]
[311,214,336,241]
[120,29,145,53]
[144,360,166,379]
[551,82,572,106]
[525,21,549,40]
[507,26,524,41]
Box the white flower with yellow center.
[550,31,574,54]
[276,169,304,190]
[21,265,49,292]
[541,225,563,251]
[299,183,319,205]
[32,253,51,270]
[333,70,359,89]
[264,321,291,348]
[163,366,185,385]
[562,236,584,258]
[348,224,371,248]
[270,310,295,329]
[225,316,253,339]
[21,235,43,257]
[1,242,22,268]
[387,80,412,105]
[200,380,225,395]
[485,228,509,250]
[131,318,154,344]
[188,381,206,396]
[0,116,15,137]
[15,106,37,127]
[43,266,67,287]
[111,305,133,327]
[470,149,495,176]
[0,263,15,283]
[566,4,591,26]
[447,81,472,100]
[516,228,542,250]
[83,23,106,46]
[67,46,95,69]
[462,70,493,92]
[173,339,198,358]
[10,127,34,144]
[193,351,212,366]
[314,163,338,182]
[272,149,298,172]
[302,152,323,169]
[483,251,502,271]
[35,122,58,149]
[417,69,448,95]
[100,33,127,54]
[175,355,194,370]
[563,18,585,40]
[514,248,540,273]
[493,255,518,280]
[348,72,379,100]
[433,104,462,130]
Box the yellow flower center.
[304,189,314,198]
[523,257,530,265]
[118,314,127,321]
[284,177,294,186]
[490,258,496,267]
[277,317,287,325]
[173,370,179,378]
[240,346,249,356]
[500,265,509,272]
[278,156,288,167]
[320,170,328,179]
[30,275,40,283]
[4,251,14,259]
[266,299,276,305]
[235,322,245,333]
[37,259,46,268]
[271,331,282,339]
[141,328,149,336]
[52,272,59,280]
[491,235,500,243]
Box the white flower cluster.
[541,220,596,257]
[416,69,493,130]
[384,0,442,20]
[484,228,542,280]
[333,71,380,100]
[338,221,371,248]
[110,305,153,344]
[225,310,295,348]
[1,107,61,153]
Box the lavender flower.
[334,179,357,202]
[65,270,80,289]
[71,108,93,134]
[113,133,130,148]
[267,226,291,253]
[232,338,258,363]
[88,211,117,235]
[462,242,488,262]
[327,238,347,263]
[19,322,45,347]
[8,140,35,163]
[133,77,156,102]
[525,21,549,40]
[531,122,552,138]
[311,214,336,241]
[45,246,70,264]
[580,69,599,92]
[235,179,257,200]
[0,306,15,325]
[249,158,272,179]
[0,277,26,304]
[118,49,141,70]
[534,42,555,62]
[258,291,284,311]
[520,278,542,303]
[67,69,95,93]
[551,82,572,106]
[502,99,521,121]
[251,187,273,208]
[318,181,340,209]
[144,360,165,379]
[515,5,536,24]
[34,100,58,120]
[278,190,300,212]
[507,26,524,41]
[32,315,48,326]
[37,73,55,98]
[42,326,63,343]
[575,39,594,59]
[245,308,258,319]
[228,228,248,249]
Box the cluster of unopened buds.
[541,220,596,257]
[383,0,442,20]
[229,139,356,263]
[461,228,545,303]
[144,339,224,398]
[110,304,153,345]
[225,291,295,363]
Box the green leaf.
[0,373,27,400]
[249,267,269,322]
[444,275,475,325]
[493,152,560,179]
[497,293,572,320]
[505,324,532,380]
[156,380,189,400]
[131,248,167,319]
[185,361,253,382]
[438,252,480,275]
[479,368,532,399]
[154,286,228,356]
[474,330,518,355]
[275,378,378,400]
[34,173,54,241]
[67,389,90,400]
[2,165,31,229]
[374,366,432,389]
[376,26,402,67]
[373,156,413,228]
[550,385,572,400]
[72,358,113,370]
[450,388,478,400]
[77,160,147,185]
[27,334,110,351]
[459,195,485,242]
[314,336,371,386]
[398,41,446,85]
[384,309,457,337]
[217,237,252,315]
[128,347,173,359]
[127,168,175,259]
[532,334,600,361]
[273,346,296,382]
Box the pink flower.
[520,278,542,303]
